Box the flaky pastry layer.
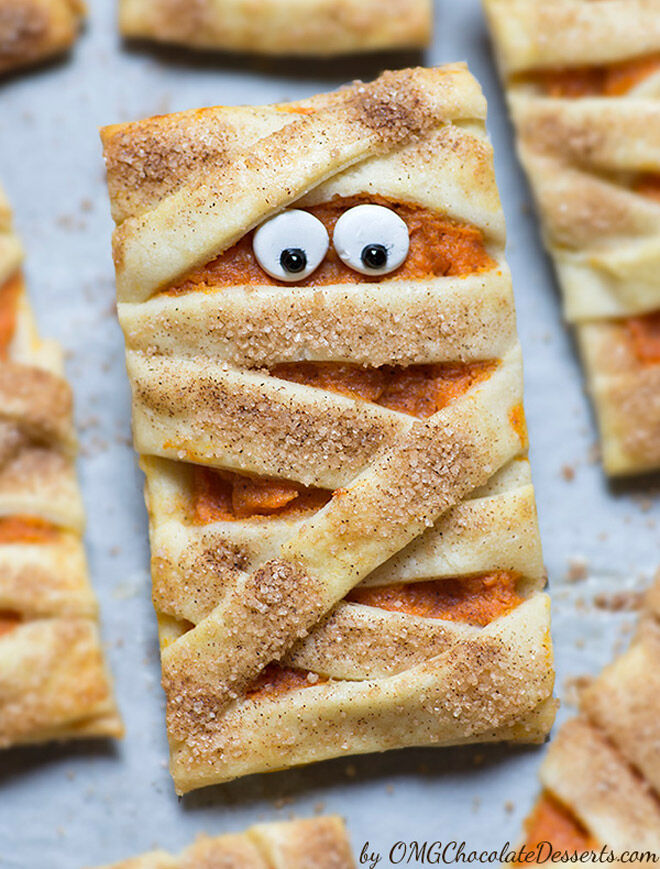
[0,185,121,748]
[102,65,554,793]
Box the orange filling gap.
[347,572,523,627]
[634,173,660,203]
[165,195,497,295]
[190,359,497,523]
[537,53,660,98]
[243,572,523,702]
[518,792,597,862]
[190,466,331,524]
[625,311,660,366]
[0,610,21,638]
[245,663,328,703]
[0,272,21,359]
[270,360,497,420]
[0,516,61,544]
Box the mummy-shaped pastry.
[0,185,122,747]
[118,0,431,56]
[484,0,660,475]
[90,816,355,868]
[512,574,660,856]
[101,64,555,794]
[0,0,84,75]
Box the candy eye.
[253,210,329,282]
[333,204,410,276]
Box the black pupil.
[280,248,307,274]
[361,244,388,270]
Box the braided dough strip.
[0,186,122,748]
[0,0,84,75]
[91,816,355,869]
[169,594,554,791]
[484,0,660,475]
[102,65,554,792]
[111,67,489,302]
[486,0,660,74]
[517,578,660,852]
[118,0,431,57]
[147,458,543,626]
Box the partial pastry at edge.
[0,185,122,747]
[483,0,660,476]
[118,0,431,56]
[0,0,84,75]
[511,573,660,858]
[101,63,555,794]
[90,816,355,868]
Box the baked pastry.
[118,0,431,56]
[512,575,660,858]
[483,0,660,476]
[101,64,556,794]
[0,0,84,75]
[91,816,355,868]
[0,185,122,747]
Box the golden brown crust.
[0,0,84,75]
[0,187,122,748]
[108,67,490,302]
[485,0,660,75]
[118,0,431,57]
[102,65,554,792]
[578,321,660,473]
[516,575,660,850]
[484,0,660,475]
[94,817,355,869]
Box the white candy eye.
[253,210,329,282]
[333,204,410,276]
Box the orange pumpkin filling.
[165,195,496,295]
[271,360,497,420]
[0,516,60,544]
[519,793,597,860]
[0,610,20,638]
[190,466,331,524]
[190,358,498,522]
[634,173,660,203]
[347,572,522,627]
[538,53,660,98]
[626,311,660,365]
[509,403,529,449]
[0,272,21,359]
[244,572,522,701]
[245,662,327,702]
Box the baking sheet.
[0,0,658,865]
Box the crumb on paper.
[565,557,588,583]
[504,801,515,814]
[560,464,575,482]
[593,590,644,612]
